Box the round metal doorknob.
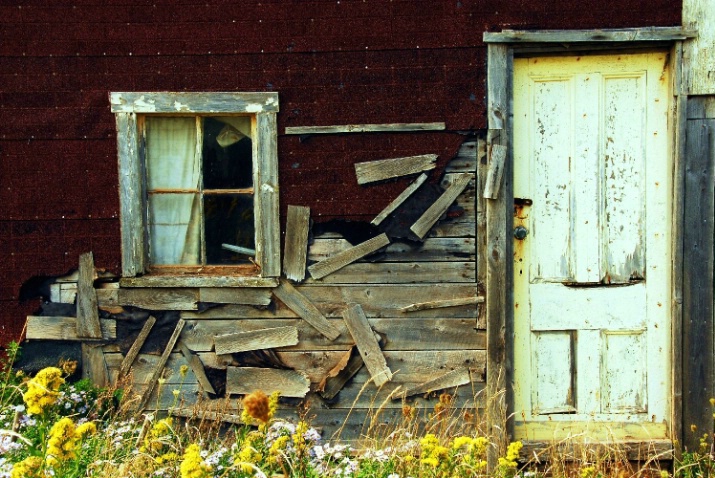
[514,226,529,240]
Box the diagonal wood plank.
[272,280,341,340]
[342,304,392,387]
[119,315,157,378]
[138,319,186,410]
[355,155,437,185]
[372,173,429,226]
[411,173,472,239]
[308,234,390,280]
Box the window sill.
[119,276,279,288]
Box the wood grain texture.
[199,288,272,305]
[226,367,309,397]
[342,304,392,387]
[411,173,472,239]
[26,316,116,341]
[397,367,472,399]
[683,1,715,94]
[308,234,390,279]
[284,123,445,135]
[214,326,299,355]
[305,261,475,284]
[483,144,507,199]
[138,319,186,410]
[101,288,199,310]
[354,155,437,185]
[309,237,475,262]
[254,112,281,277]
[110,92,279,113]
[119,276,278,288]
[401,295,484,312]
[178,342,216,396]
[283,205,311,282]
[484,27,695,43]
[82,344,109,388]
[272,280,341,340]
[372,173,429,225]
[119,315,157,378]
[76,252,102,339]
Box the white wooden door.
[513,52,672,440]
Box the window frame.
[110,92,280,287]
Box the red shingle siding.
[0,0,681,342]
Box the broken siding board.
[214,326,299,355]
[76,252,102,339]
[183,318,486,352]
[411,173,473,239]
[483,144,507,199]
[178,342,216,396]
[445,139,482,173]
[198,288,272,305]
[402,295,484,312]
[342,304,392,387]
[283,205,311,282]
[110,92,280,114]
[284,122,446,135]
[226,367,310,397]
[99,288,199,310]
[118,316,157,378]
[355,155,437,185]
[396,367,472,399]
[82,344,109,388]
[309,237,476,262]
[306,262,476,284]
[26,316,116,341]
[254,111,281,278]
[308,233,390,280]
[372,174,429,225]
[319,348,364,400]
[273,280,341,340]
[138,319,186,410]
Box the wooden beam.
[118,316,157,378]
[76,252,102,339]
[226,367,310,397]
[372,173,429,226]
[284,122,446,135]
[103,288,199,310]
[308,233,390,280]
[483,144,507,199]
[410,173,472,239]
[283,205,311,282]
[395,367,472,399]
[26,316,116,341]
[483,27,696,43]
[119,276,278,288]
[254,111,281,278]
[318,347,364,400]
[341,304,392,387]
[178,342,216,396]
[272,280,341,340]
[138,319,186,410]
[214,326,299,355]
[199,288,272,306]
[110,92,279,114]
[401,295,485,312]
[354,155,437,185]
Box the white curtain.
[145,117,201,265]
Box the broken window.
[111,93,280,284]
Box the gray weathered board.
[354,155,437,185]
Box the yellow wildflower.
[235,445,263,473]
[180,444,212,478]
[497,441,523,473]
[157,452,179,465]
[75,421,97,440]
[11,456,44,478]
[421,456,440,468]
[709,397,715,407]
[179,365,189,378]
[22,367,64,415]
[581,465,597,478]
[268,435,290,464]
[452,436,473,450]
[142,417,173,453]
[46,417,77,466]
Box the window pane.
[204,194,255,264]
[145,117,200,191]
[202,117,253,189]
[148,193,201,265]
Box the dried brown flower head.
[243,390,270,424]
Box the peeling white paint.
[173,101,191,112]
[246,104,264,113]
[133,96,156,112]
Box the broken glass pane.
[202,117,253,190]
[204,194,255,264]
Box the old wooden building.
[2,0,714,455]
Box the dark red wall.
[0,1,681,344]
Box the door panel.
[513,52,671,440]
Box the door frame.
[482,27,694,461]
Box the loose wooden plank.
[118,316,157,378]
[272,280,341,340]
[354,155,437,185]
[198,288,272,305]
[178,342,216,396]
[254,111,281,278]
[138,319,186,410]
[110,92,279,113]
[483,27,696,43]
[319,348,364,400]
[226,367,310,397]
[214,326,299,355]
[309,237,475,262]
[342,304,392,387]
[305,262,476,284]
[396,367,472,399]
[284,122,446,135]
[76,252,102,339]
[308,233,390,280]
[26,316,116,341]
[372,174,429,225]
[119,276,278,288]
[411,173,472,239]
[183,318,486,352]
[402,295,484,312]
[283,205,311,282]
[82,344,109,388]
[483,144,507,199]
[99,288,199,310]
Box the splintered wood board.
[397,367,472,399]
[308,233,390,280]
[342,304,392,387]
[76,252,102,339]
[214,326,299,355]
[283,205,311,282]
[272,280,341,340]
[226,367,310,397]
[411,173,472,239]
[355,155,437,185]
[27,316,116,341]
[372,173,429,225]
